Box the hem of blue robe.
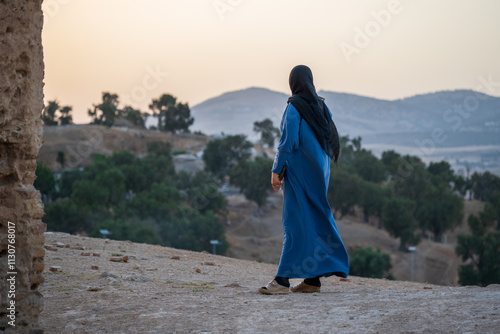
[277,271,348,279]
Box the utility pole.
[408,246,416,282]
[210,240,221,255]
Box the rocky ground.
[39,232,499,334]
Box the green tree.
[57,169,83,199]
[231,157,273,208]
[456,208,500,286]
[349,247,392,278]
[380,155,466,242]
[351,136,362,152]
[470,171,500,202]
[58,106,73,125]
[453,174,468,198]
[42,100,59,126]
[149,94,194,134]
[416,183,463,242]
[44,199,90,234]
[337,135,356,166]
[34,161,55,200]
[119,164,149,193]
[42,142,230,254]
[381,150,401,177]
[176,171,227,214]
[427,161,454,184]
[126,183,180,220]
[352,149,385,183]
[484,194,500,230]
[328,168,363,218]
[121,106,148,128]
[382,196,419,251]
[202,134,253,182]
[88,92,120,127]
[253,118,280,148]
[108,150,137,167]
[142,142,176,186]
[388,155,429,200]
[359,181,389,226]
[91,218,161,245]
[96,168,126,207]
[163,207,229,254]
[71,180,108,210]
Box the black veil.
[287,65,340,165]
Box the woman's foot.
[290,281,321,293]
[258,280,290,295]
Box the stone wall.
[0,1,45,333]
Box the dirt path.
[39,232,500,333]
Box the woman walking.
[258,65,349,294]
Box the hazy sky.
[42,0,500,123]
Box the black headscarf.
[287,65,340,165]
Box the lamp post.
[210,240,220,255]
[408,246,416,282]
[99,229,111,239]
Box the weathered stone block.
[0,1,45,332]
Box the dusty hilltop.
[39,232,499,334]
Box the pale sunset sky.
[42,0,500,124]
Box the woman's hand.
[271,172,282,192]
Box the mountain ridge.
[191,87,500,174]
[192,86,499,136]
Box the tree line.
[202,133,470,250]
[455,173,500,286]
[42,92,194,134]
[36,142,229,254]
[327,136,466,250]
[329,136,499,286]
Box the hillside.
[38,124,209,170]
[39,232,500,333]
[190,87,288,141]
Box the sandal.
[290,281,321,293]
[258,280,290,295]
